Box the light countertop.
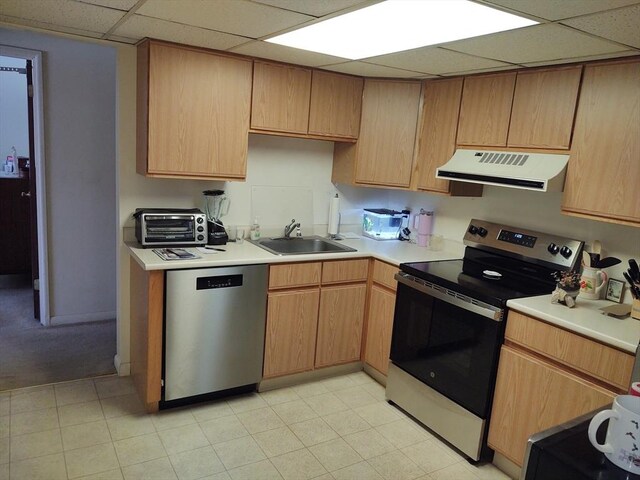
[507,295,640,354]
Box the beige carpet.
[0,275,116,391]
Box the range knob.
[559,246,572,258]
[197,226,204,233]
[468,225,478,235]
[197,234,205,241]
[477,227,488,237]
[547,243,560,255]
[196,217,204,224]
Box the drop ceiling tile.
[76,0,139,11]
[251,0,372,17]
[230,40,346,66]
[480,0,640,21]
[363,46,514,75]
[521,50,640,67]
[439,64,522,76]
[444,23,628,64]
[562,4,640,49]
[104,34,138,44]
[113,14,250,50]
[0,0,125,34]
[0,15,105,39]
[136,0,313,38]
[320,61,423,78]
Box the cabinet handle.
[21,191,31,197]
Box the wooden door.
[364,285,396,375]
[487,345,615,466]
[316,284,367,367]
[414,78,463,193]
[0,177,31,275]
[308,70,363,139]
[562,60,640,225]
[354,79,421,187]
[251,61,312,134]
[457,72,516,147]
[146,43,252,178]
[26,59,39,318]
[508,66,582,149]
[263,289,320,378]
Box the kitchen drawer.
[269,262,321,289]
[505,311,634,390]
[321,259,369,285]
[372,260,398,291]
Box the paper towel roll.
[328,194,340,235]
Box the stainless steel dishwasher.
[163,264,268,404]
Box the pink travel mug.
[414,210,433,247]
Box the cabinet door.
[354,79,422,187]
[364,285,396,375]
[414,78,463,193]
[562,60,640,225]
[309,70,362,139]
[251,61,312,134]
[457,72,516,147]
[146,43,252,178]
[263,289,320,378]
[488,345,615,466]
[316,284,367,367]
[508,66,582,149]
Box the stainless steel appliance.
[163,264,268,404]
[386,219,584,461]
[134,208,206,247]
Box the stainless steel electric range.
[386,219,584,461]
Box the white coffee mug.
[588,395,640,474]
[580,266,608,300]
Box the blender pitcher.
[203,190,230,245]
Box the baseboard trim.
[363,363,387,386]
[114,354,130,376]
[50,311,116,326]
[493,451,521,480]
[258,362,363,392]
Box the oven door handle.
[395,273,503,321]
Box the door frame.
[0,45,50,325]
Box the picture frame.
[606,278,625,303]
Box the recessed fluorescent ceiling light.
[266,0,538,60]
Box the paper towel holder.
[329,212,343,240]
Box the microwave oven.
[134,208,207,247]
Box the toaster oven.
[134,208,207,247]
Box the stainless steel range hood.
[436,149,570,192]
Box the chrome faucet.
[284,219,300,238]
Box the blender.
[203,190,229,245]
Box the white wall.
[0,27,117,324]
[0,55,29,160]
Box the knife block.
[632,299,640,320]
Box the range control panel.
[463,219,584,271]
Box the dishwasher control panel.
[196,274,243,290]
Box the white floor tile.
[308,437,362,472]
[320,376,356,392]
[271,448,327,480]
[76,469,124,480]
[332,460,384,480]
[94,376,135,399]
[429,462,480,480]
[227,393,267,414]
[10,452,67,480]
[100,394,145,419]
[121,456,177,480]
[368,450,425,480]
[272,400,318,425]
[190,400,234,422]
[461,461,512,480]
[291,382,329,399]
[289,417,338,447]
[236,407,285,434]
[107,414,156,440]
[200,414,249,445]
[333,386,378,409]
[11,407,59,435]
[0,417,7,439]
[213,436,266,470]
[346,371,377,386]
[322,410,371,437]
[354,402,402,427]
[10,428,63,462]
[61,420,111,451]
[360,381,386,401]
[158,423,209,455]
[374,418,432,449]
[151,408,196,431]
[113,432,167,467]
[259,387,300,406]
[58,400,105,427]
[200,472,231,480]
[303,392,349,416]
[228,458,284,480]
[55,380,98,407]
[64,443,120,479]
[253,426,305,458]
[342,428,395,460]
[0,398,9,418]
[10,386,56,414]
[401,439,461,474]
[0,438,8,465]
[169,445,225,480]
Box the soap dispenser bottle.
[250,217,261,240]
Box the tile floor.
[0,372,512,480]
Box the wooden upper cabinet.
[137,41,252,179]
[333,79,421,188]
[414,78,463,194]
[309,70,363,139]
[457,72,516,147]
[508,66,582,149]
[251,61,312,135]
[562,60,640,226]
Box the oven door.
[390,273,504,419]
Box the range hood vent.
[436,149,570,192]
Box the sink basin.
[250,235,357,256]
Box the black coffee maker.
[203,190,229,245]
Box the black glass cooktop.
[400,248,557,307]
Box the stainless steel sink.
[250,235,357,256]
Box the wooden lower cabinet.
[488,345,616,466]
[316,284,367,367]
[263,289,320,378]
[364,285,396,375]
